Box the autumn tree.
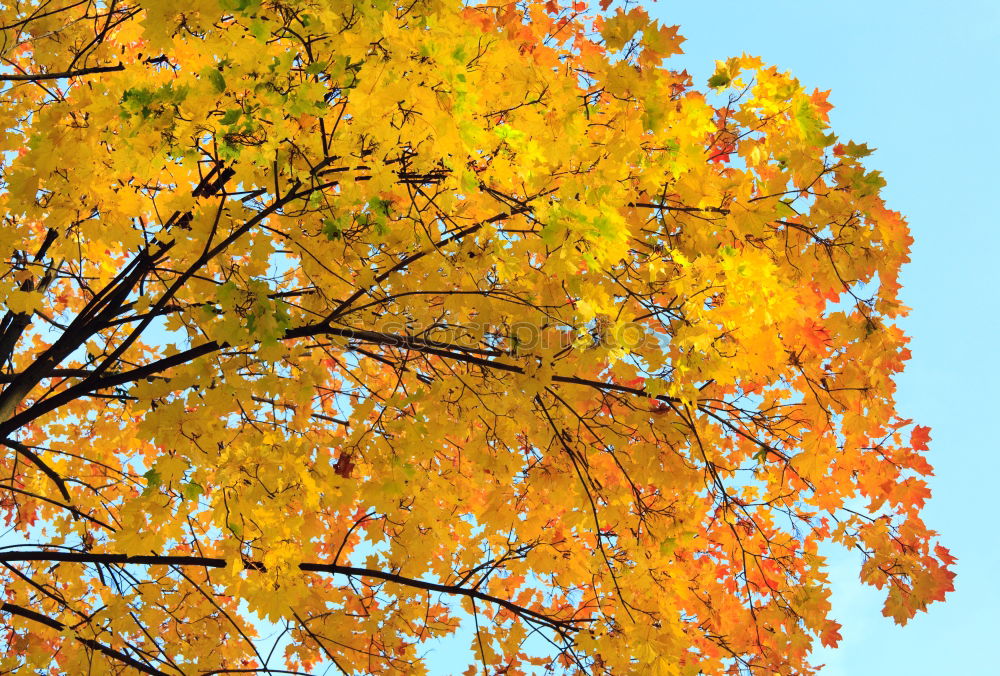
[0,0,953,673]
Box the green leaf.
[205,68,226,94]
[322,217,343,240]
[220,108,242,125]
[843,140,875,158]
[250,18,269,41]
[368,198,391,217]
[494,125,525,143]
[142,468,162,496]
[775,200,796,218]
[217,281,239,309]
[460,170,478,194]
[707,72,731,89]
[855,169,886,196]
[273,302,291,332]
[218,142,240,161]
[220,0,261,12]
[121,87,155,108]
[794,98,834,146]
[120,87,156,119]
[182,482,204,500]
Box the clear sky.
[647,1,999,673]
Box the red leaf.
[803,318,832,352]
[935,544,957,566]
[335,454,355,478]
[910,425,931,452]
[820,620,842,648]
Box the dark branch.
[0,550,591,633]
[1,602,170,675]
[1,438,72,502]
[0,63,125,82]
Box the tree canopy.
[0,0,954,673]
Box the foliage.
[0,0,953,674]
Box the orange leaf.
[910,425,932,451]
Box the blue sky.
[647,1,999,672]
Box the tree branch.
[1,437,72,502]
[0,319,686,438]
[0,602,170,675]
[0,550,591,633]
[0,63,124,82]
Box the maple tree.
[0,0,955,673]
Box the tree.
[0,0,954,673]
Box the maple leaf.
[935,544,957,566]
[810,88,834,121]
[599,7,650,51]
[334,454,356,479]
[911,424,932,451]
[803,318,833,352]
[820,620,843,648]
